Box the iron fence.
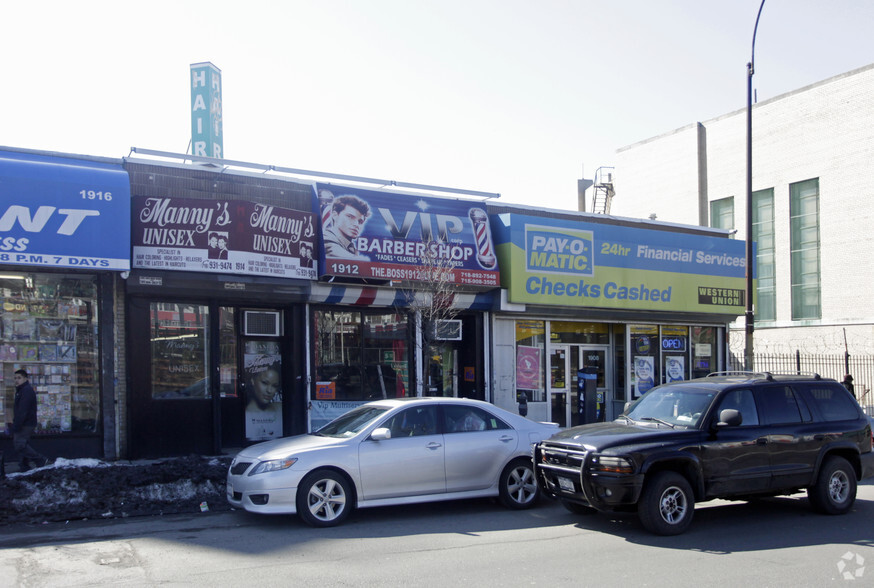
[728,351,874,415]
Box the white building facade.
[611,63,874,363]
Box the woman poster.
[244,342,283,441]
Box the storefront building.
[0,148,131,460]
[488,204,748,426]
[307,183,499,430]
[124,161,316,458]
[122,161,502,458]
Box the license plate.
[558,477,575,492]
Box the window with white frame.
[710,197,735,234]
[789,179,821,320]
[753,188,775,322]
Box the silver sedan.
[227,397,560,527]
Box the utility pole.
[745,0,766,371]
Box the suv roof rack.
[706,371,823,381]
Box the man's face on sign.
[333,205,366,240]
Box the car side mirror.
[717,409,743,427]
[370,427,391,441]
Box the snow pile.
[0,455,232,525]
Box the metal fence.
[728,351,874,414]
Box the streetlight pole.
[745,0,766,371]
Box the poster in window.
[516,345,542,391]
[665,356,685,382]
[634,355,655,397]
[244,342,283,441]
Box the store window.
[550,321,609,345]
[0,273,99,434]
[149,303,210,399]
[515,320,546,402]
[630,325,658,398]
[313,310,409,401]
[692,327,718,378]
[661,326,689,384]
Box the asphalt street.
[2,480,873,587]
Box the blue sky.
[1,0,871,210]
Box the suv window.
[714,388,759,425]
[800,384,860,421]
[755,385,808,424]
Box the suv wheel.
[808,456,857,515]
[638,471,694,535]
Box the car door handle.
[426,442,442,450]
[756,437,768,445]
[499,435,514,443]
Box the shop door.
[219,307,244,449]
[427,342,458,397]
[129,301,215,458]
[570,346,610,425]
[548,345,569,427]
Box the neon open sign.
[661,337,687,351]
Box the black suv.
[534,372,874,535]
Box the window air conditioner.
[243,311,282,337]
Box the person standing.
[13,369,47,472]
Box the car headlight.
[248,457,298,476]
[590,455,634,474]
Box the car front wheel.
[296,469,353,527]
[638,471,694,535]
[808,456,857,515]
[498,458,539,509]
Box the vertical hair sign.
[190,62,223,159]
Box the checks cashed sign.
[493,212,750,314]
[315,183,500,287]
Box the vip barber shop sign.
[315,183,500,287]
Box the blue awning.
[0,149,131,271]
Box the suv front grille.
[539,442,588,471]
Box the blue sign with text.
[0,150,131,270]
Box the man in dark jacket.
[13,369,47,472]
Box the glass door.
[576,346,610,423]
[548,345,569,427]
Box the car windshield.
[622,386,716,429]
[315,405,390,438]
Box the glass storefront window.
[313,310,409,401]
[630,325,659,398]
[149,303,210,399]
[0,272,99,434]
[515,320,546,402]
[661,326,689,384]
[692,327,717,378]
[550,321,609,345]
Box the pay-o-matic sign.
[492,213,751,314]
[0,150,131,270]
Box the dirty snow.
[0,455,232,525]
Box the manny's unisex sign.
[0,150,131,270]
[132,196,317,280]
